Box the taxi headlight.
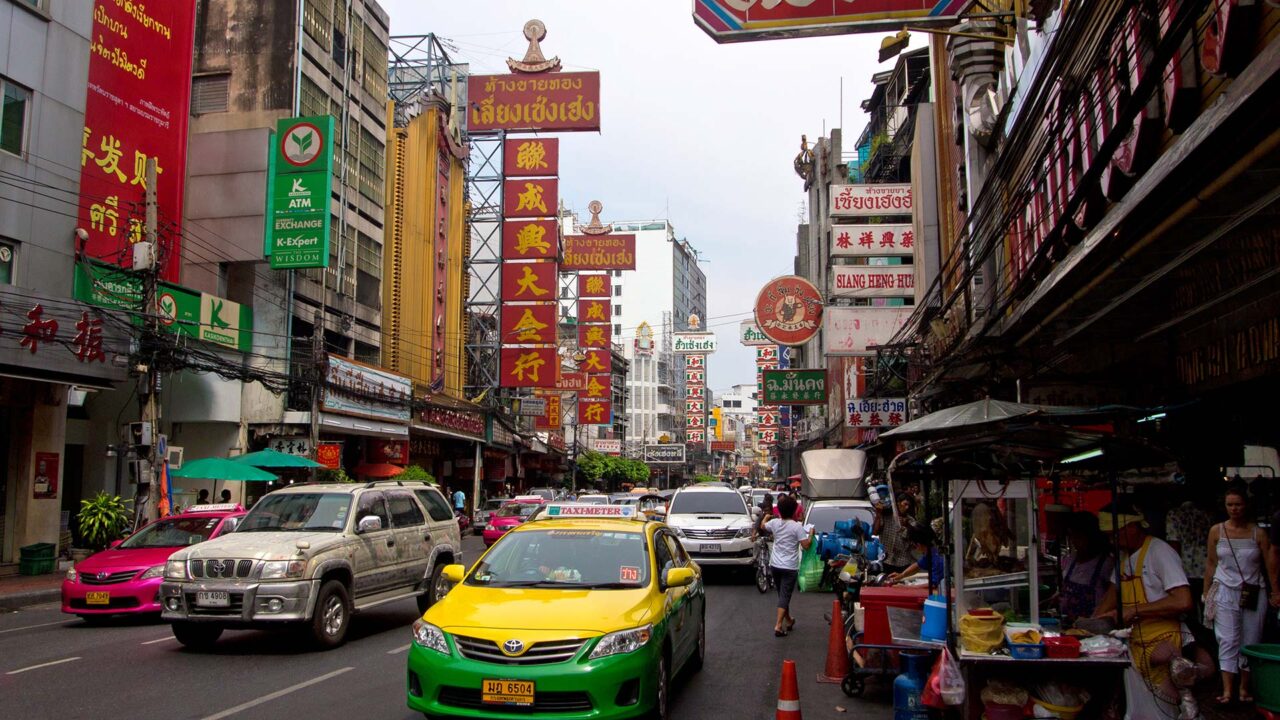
[412,619,449,655]
[260,560,306,580]
[65,567,77,582]
[165,560,187,580]
[139,565,166,580]
[588,624,653,660]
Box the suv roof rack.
[362,479,436,489]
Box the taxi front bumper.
[406,634,659,719]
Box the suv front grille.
[189,559,254,579]
[80,570,140,585]
[437,686,592,713]
[453,635,587,665]
[683,528,737,540]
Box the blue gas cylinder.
[893,650,931,720]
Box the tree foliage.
[77,492,132,550]
[397,465,437,484]
[693,474,718,484]
[575,452,651,488]
[576,451,610,483]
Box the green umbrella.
[231,449,323,469]
[171,457,278,482]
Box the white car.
[665,485,756,566]
[576,494,610,505]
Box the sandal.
[1216,695,1233,705]
[786,618,796,631]
[1240,695,1254,703]
[775,629,787,637]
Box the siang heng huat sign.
[831,267,915,298]
[693,0,966,42]
[468,72,601,133]
[78,0,198,282]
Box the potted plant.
[397,465,436,484]
[74,492,132,561]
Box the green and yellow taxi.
[407,504,705,719]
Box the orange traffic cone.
[776,659,802,719]
[817,599,851,683]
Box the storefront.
[410,401,486,501]
[485,417,518,495]
[316,356,411,480]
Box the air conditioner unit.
[167,446,184,470]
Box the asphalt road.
[0,534,892,720]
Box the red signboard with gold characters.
[578,400,612,426]
[753,275,825,346]
[500,347,558,388]
[578,324,611,349]
[78,1,198,282]
[468,72,601,133]
[578,273,612,298]
[503,138,559,177]
[562,234,637,270]
[316,443,343,469]
[583,374,611,399]
[580,349,611,374]
[503,178,559,218]
[501,261,558,301]
[502,220,559,260]
[535,394,562,430]
[577,299,611,325]
[500,304,557,345]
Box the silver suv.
[665,485,757,566]
[160,481,461,649]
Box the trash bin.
[1243,645,1280,712]
[19,542,57,575]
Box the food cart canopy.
[879,398,1044,440]
[800,449,868,499]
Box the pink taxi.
[62,504,245,620]
[481,495,544,547]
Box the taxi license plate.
[481,679,534,706]
[196,591,230,607]
[85,591,110,605]
[701,543,721,553]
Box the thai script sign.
[562,234,637,270]
[753,275,824,346]
[830,184,913,217]
[644,444,686,464]
[268,116,335,269]
[740,320,771,346]
[693,0,965,42]
[503,137,559,176]
[832,224,914,257]
[78,0,198,282]
[673,333,717,354]
[593,438,622,455]
[502,219,560,259]
[831,267,915,298]
[323,356,412,423]
[468,72,601,133]
[846,398,907,428]
[517,396,548,417]
[761,369,828,405]
[823,306,914,356]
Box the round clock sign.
[753,275,824,346]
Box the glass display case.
[949,479,1049,622]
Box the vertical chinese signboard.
[268,116,336,269]
[755,345,781,452]
[78,1,199,283]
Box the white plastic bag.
[939,648,965,706]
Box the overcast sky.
[383,1,905,391]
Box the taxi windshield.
[468,529,650,589]
[237,493,351,532]
[496,502,541,518]
[119,517,221,548]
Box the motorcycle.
[455,510,472,534]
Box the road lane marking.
[387,643,411,654]
[200,667,355,720]
[0,620,73,635]
[6,657,82,675]
[141,636,176,645]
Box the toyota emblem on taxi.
[502,639,525,656]
[97,572,109,580]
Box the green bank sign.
[267,115,334,269]
[74,261,254,352]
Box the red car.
[481,496,544,547]
[62,504,245,620]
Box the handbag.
[1222,523,1262,608]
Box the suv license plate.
[482,679,534,706]
[701,543,721,553]
[196,591,230,607]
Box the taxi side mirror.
[109,538,124,549]
[442,564,466,584]
[662,566,695,590]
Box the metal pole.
[137,158,159,525]
[471,441,481,513]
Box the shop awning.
[410,422,483,443]
[353,462,404,478]
[319,412,408,438]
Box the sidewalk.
[0,571,62,610]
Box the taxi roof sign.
[182,503,244,514]
[544,503,639,519]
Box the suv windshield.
[238,493,351,532]
[806,506,875,534]
[496,502,541,518]
[668,492,747,515]
[120,516,223,548]
[468,529,650,588]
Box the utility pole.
[136,158,160,526]
[309,303,324,480]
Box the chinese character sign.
[846,398,907,428]
[78,1,198,282]
[581,349,611,374]
[577,299,612,324]
[578,273,611,298]
[503,178,559,218]
[500,347,558,388]
[584,374,611,399]
[501,220,560,259]
[468,72,601,133]
[500,261,558,301]
[578,324,611,348]
[503,137,560,177]
[578,400,612,425]
[500,304,557,345]
[831,223,914,257]
[535,394,562,429]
